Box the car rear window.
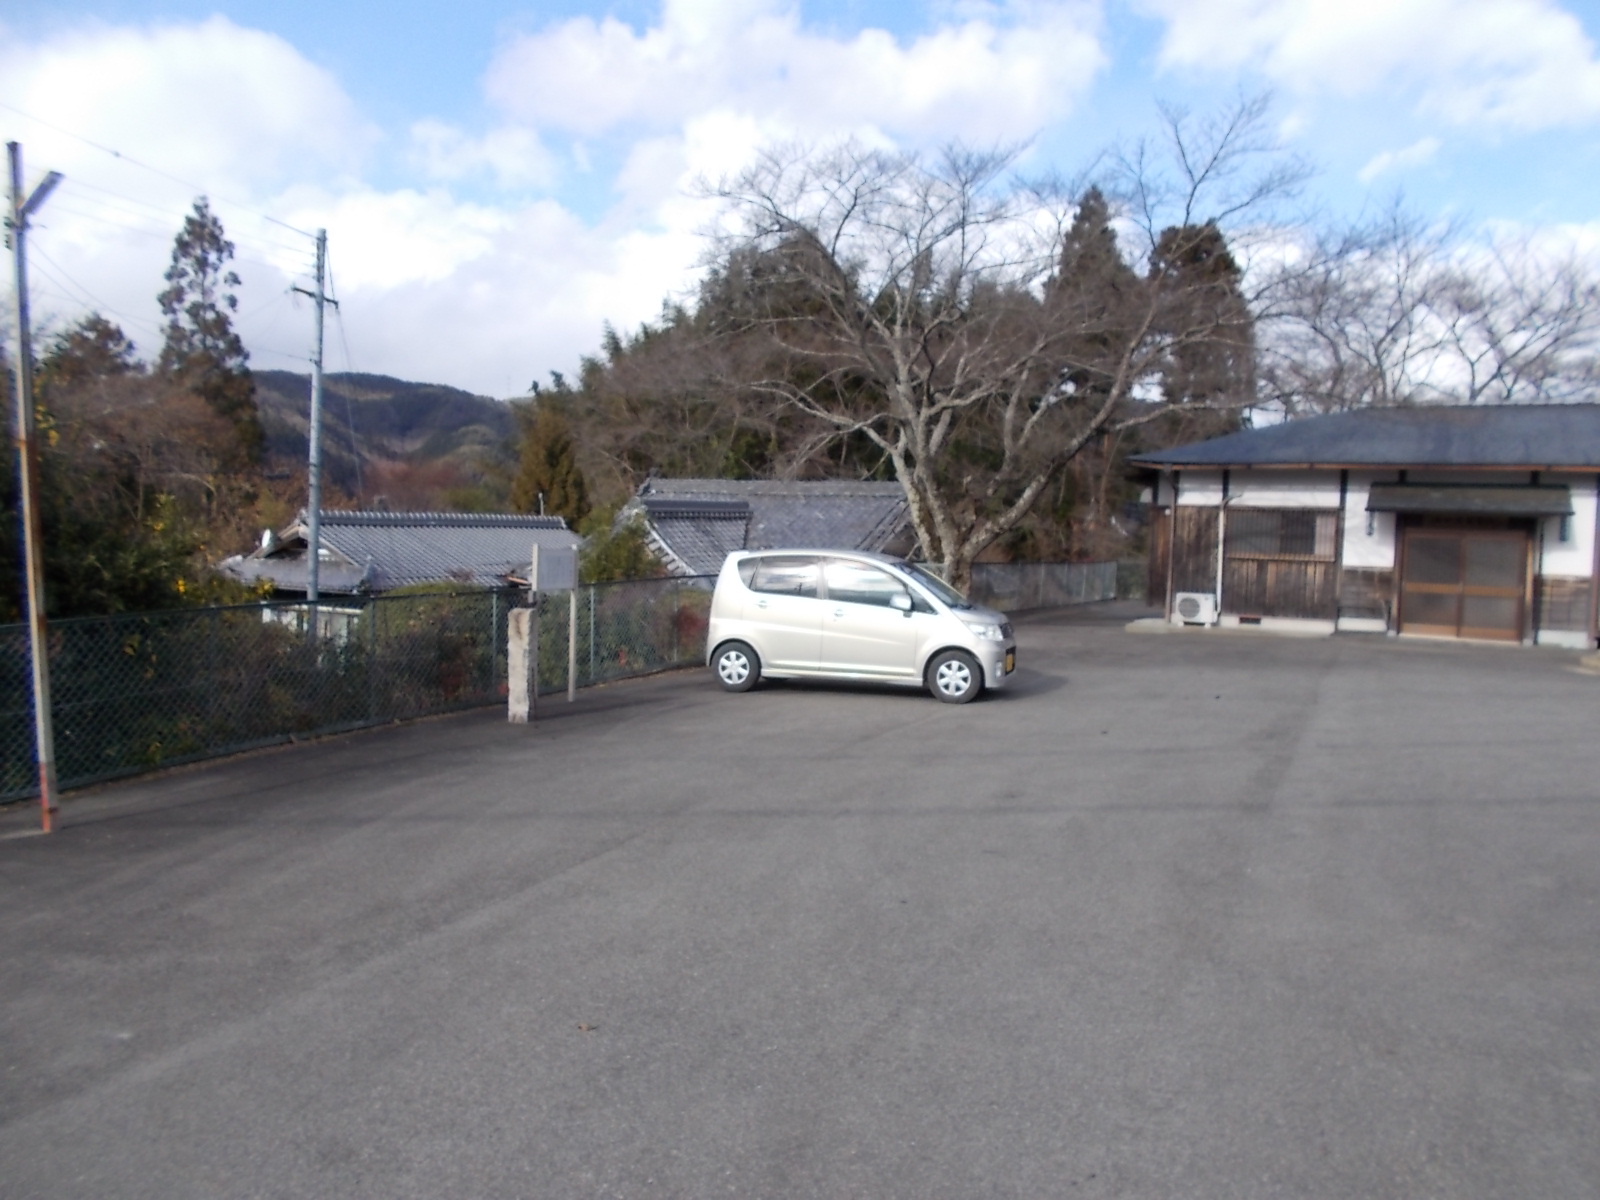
[747,556,820,598]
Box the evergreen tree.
[38,313,141,393]
[158,197,262,464]
[1149,221,1254,409]
[1048,187,1144,403]
[576,507,663,583]
[510,401,589,526]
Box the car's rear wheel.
[927,649,982,704]
[713,641,760,692]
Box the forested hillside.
[254,371,516,509]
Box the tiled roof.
[630,479,911,575]
[221,510,582,594]
[1131,403,1600,469]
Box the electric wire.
[25,245,167,345]
[0,99,316,239]
[326,257,365,499]
[60,178,314,257]
[37,201,311,277]
[30,245,309,366]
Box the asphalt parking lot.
[3,605,1599,1199]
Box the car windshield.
[898,562,970,609]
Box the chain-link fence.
[967,561,1120,611]
[0,577,714,802]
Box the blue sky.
[4,0,1598,395]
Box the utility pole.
[6,142,62,833]
[292,230,336,628]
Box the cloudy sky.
[4,0,1598,397]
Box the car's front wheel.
[713,641,761,692]
[926,649,982,704]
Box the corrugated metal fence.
[0,577,713,802]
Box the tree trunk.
[945,551,975,596]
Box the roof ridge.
[309,510,569,529]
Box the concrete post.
[507,607,535,723]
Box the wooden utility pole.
[6,142,62,832]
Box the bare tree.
[1260,207,1600,413]
[1434,236,1600,404]
[703,96,1299,588]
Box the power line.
[57,178,315,258]
[38,200,314,277]
[327,258,365,498]
[0,100,316,239]
[24,246,166,342]
[29,243,313,368]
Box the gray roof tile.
[1132,404,1600,469]
[632,479,910,575]
[222,510,581,594]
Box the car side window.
[748,556,820,598]
[822,559,911,608]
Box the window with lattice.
[1225,509,1338,560]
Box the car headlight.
[964,621,1004,641]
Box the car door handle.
[833,607,845,618]
[756,598,768,609]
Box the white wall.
[1343,472,1400,570]
[1172,469,1224,506]
[1225,469,1343,508]
[1173,468,1346,508]
[1538,473,1597,579]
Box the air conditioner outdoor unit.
[1173,592,1219,626]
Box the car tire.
[713,641,761,692]
[926,649,983,704]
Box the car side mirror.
[890,592,913,615]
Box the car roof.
[729,548,901,564]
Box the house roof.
[1130,404,1600,470]
[1365,483,1575,516]
[221,510,581,594]
[629,479,910,575]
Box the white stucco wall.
[1537,473,1597,579]
[1224,469,1343,508]
[1172,469,1224,506]
[1172,468,1344,508]
[1343,472,1399,570]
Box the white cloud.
[1143,0,1600,130]
[485,0,1107,144]
[306,196,704,397]
[0,16,375,194]
[407,121,557,190]
[1358,136,1443,183]
[277,186,513,290]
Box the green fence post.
[367,596,378,723]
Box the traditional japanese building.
[1131,405,1600,647]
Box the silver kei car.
[706,550,1017,703]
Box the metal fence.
[0,577,714,802]
[967,560,1120,611]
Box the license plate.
[1004,650,1015,674]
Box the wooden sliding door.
[1399,528,1528,642]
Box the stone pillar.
[508,606,534,723]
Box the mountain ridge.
[254,369,518,503]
